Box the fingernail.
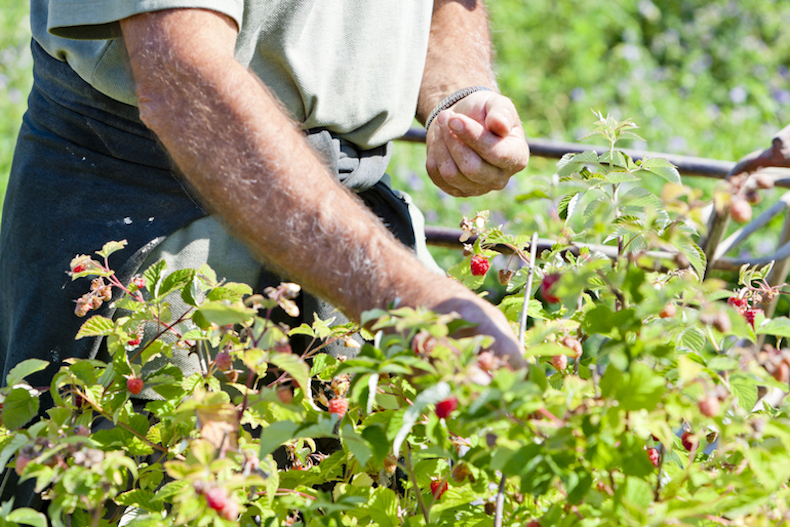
[449,118,463,132]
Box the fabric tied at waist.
[306,129,392,192]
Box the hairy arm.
[120,8,524,366]
[420,0,529,197]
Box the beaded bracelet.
[425,86,493,132]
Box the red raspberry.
[204,486,228,511]
[551,354,568,371]
[430,479,448,500]
[744,308,763,329]
[127,335,142,347]
[435,396,458,419]
[213,352,232,371]
[526,522,542,527]
[540,274,561,303]
[126,377,144,395]
[727,296,748,313]
[328,397,349,419]
[131,276,146,289]
[681,430,696,452]
[646,447,660,467]
[470,255,490,276]
[72,264,87,274]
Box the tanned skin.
[119,3,528,368]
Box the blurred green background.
[1,1,789,269]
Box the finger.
[444,110,529,174]
[441,120,509,192]
[483,95,521,138]
[425,130,476,197]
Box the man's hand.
[425,90,528,197]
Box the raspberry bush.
[1,115,790,526]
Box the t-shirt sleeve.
[47,0,244,40]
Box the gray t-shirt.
[31,0,432,149]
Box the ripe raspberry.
[127,335,142,347]
[540,274,561,303]
[213,352,232,371]
[470,255,490,276]
[328,397,349,419]
[681,430,696,452]
[126,377,144,395]
[698,396,720,417]
[744,308,763,329]
[646,447,660,468]
[72,264,87,274]
[430,479,448,500]
[526,522,542,527]
[727,296,748,313]
[435,396,458,419]
[204,486,228,511]
[551,354,568,371]
[659,303,676,319]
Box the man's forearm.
[121,9,441,322]
[417,0,498,123]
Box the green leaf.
[599,363,664,411]
[5,359,49,387]
[193,301,256,326]
[756,317,790,337]
[6,509,48,527]
[143,260,168,298]
[341,424,373,469]
[259,420,300,458]
[369,487,399,527]
[96,240,128,259]
[678,327,706,353]
[268,352,311,404]
[393,381,451,456]
[75,315,115,340]
[2,387,39,430]
[635,157,681,183]
[115,489,163,513]
[730,373,759,412]
[157,268,193,299]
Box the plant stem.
[494,475,507,527]
[404,445,430,523]
[519,232,540,357]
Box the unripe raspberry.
[213,352,232,371]
[131,276,146,289]
[659,303,676,319]
[435,396,458,419]
[551,354,568,371]
[90,296,103,309]
[772,361,790,383]
[277,386,294,404]
[712,312,732,333]
[15,447,35,476]
[75,300,91,318]
[561,336,583,359]
[540,274,561,303]
[730,198,752,224]
[328,397,349,419]
[204,486,228,511]
[99,286,113,301]
[126,377,144,395]
[411,330,437,355]
[383,454,398,475]
[477,351,498,372]
[498,269,514,285]
[698,396,720,417]
[484,501,496,515]
[470,255,490,276]
[219,498,239,520]
[430,479,448,500]
[451,462,473,483]
[745,188,762,205]
[75,425,90,437]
